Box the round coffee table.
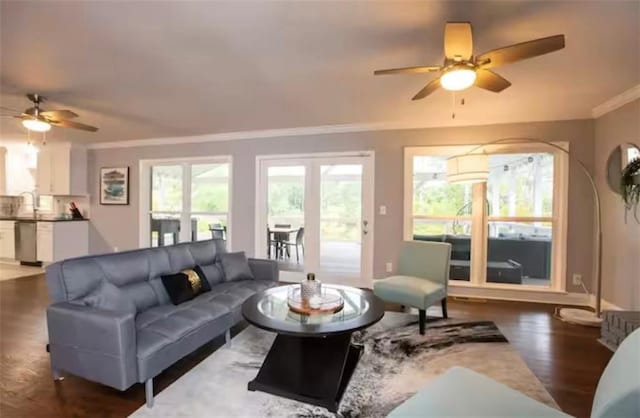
[242,284,384,412]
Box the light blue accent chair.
[373,241,451,334]
[388,326,640,417]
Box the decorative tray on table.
[287,286,344,315]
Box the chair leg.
[419,309,426,335]
[295,245,299,263]
[145,378,154,408]
[441,299,448,319]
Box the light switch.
[379,205,387,215]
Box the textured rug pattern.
[131,313,558,417]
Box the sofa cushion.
[198,262,224,287]
[135,298,232,381]
[81,280,137,315]
[373,275,446,310]
[219,252,254,282]
[205,279,277,322]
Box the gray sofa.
[45,239,278,407]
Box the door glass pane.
[413,155,472,281]
[320,164,362,276]
[151,165,183,212]
[267,166,305,272]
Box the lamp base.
[556,307,603,327]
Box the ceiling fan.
[374,22,565,100]
[2,94,98,132]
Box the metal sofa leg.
[145,378,154,408]
[419,309,426,335]
[441,298,448,319]
[225,329,232,348]
[51,367,64,381]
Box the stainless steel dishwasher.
[15,220,39,266]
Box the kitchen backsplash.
[0,196,20,217]
[0,194,89,218]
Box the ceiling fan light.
[22,118,51,132]
[441,67,477,91]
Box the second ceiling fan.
[374,22,565,100]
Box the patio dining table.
[268,227,300,259]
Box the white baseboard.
[448,284,591,306]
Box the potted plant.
[621,157,640,219]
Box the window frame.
[404,143,569,292]
[139,155,233,249]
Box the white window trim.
[138,155,233,249]
[404,143,569,293]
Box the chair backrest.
[274,223,291,228]
[398,241,451,287]
[296,227,304,244]
[591,327,640,418]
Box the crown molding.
[592,84,640,119]
[86,122,414,150]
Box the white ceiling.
[1,1,638,143]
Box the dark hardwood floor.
[0,275,611,418]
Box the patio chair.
[273,224,291,259]
[373,240,452,334]
[283,227,305,263]
[209,223,227,241]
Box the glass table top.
[242,284,384,336]
[256,284,370,326]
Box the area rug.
[130,313,558,417]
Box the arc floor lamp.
[446,137,603,327]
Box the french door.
[139,157,232,249]
[256,153,374,287]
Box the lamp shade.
[446,153,489,183]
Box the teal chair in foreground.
[388,326,640,417]
[374,241,452,334]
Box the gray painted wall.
[88,118,595,292]
[595,99,640,310]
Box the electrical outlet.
[379,205,387,215]
[386,262,393,273]
[113,247,119,253]
[572,273,582,286]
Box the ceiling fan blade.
[48,119,98,132]
[41,109,79,120]
[444,22,473,60]
[474,69,512,92]
[412,78,441,100]
[477,34,565,69]
[374,66,441,75]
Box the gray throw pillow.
[82,280,137,315]
[219,252,254,282]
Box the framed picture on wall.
[100,167,129,205]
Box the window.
[405,145,568,291]
[141,157,231,248]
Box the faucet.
[19,191,39,219]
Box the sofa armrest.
[248,258,279,282]
[47,302,137,390]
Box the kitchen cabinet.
[37,221,88,263]
[0,220,16,259]
[36,143,87,195]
